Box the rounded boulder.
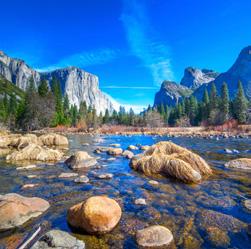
[67,196,121,234]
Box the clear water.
[0,134,251,249]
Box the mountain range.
[154,46,251,107]
[0,51,114,114]
[0,46,250,113]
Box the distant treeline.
[0,77,249,130]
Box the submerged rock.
[0,193,50,231]
[67,196,121,234]
[225,158,251,170]
[65,151,97,169]
[31,229,85,249]
[6,143,63,162]
[136,225,174,248]
[198,209,246,232]
[130,141,212,183]
[206,226,230,248]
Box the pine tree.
[209,83,218,111]
[79,101,87,119]
[189,96,198,125]
[129,108,135,125]
[27,77,36,93]
[103,109,110,123]
[51,77,64,125]
[202,89,210,120]
[38,79,49,97]
[184,98,190,116]
[220,82,229,122]
[234,81,248,124]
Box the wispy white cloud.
[121,0,174,85]
[104,93,146,114]
[36,48,120,72]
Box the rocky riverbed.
[0,133,251,248]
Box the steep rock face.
[41,67,113,114]
[0,51,40,90]
[0,51,114,114]
[154,81,192,107]
[180,67,218,89]
[194,46,251,100]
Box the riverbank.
[25,124,251,138]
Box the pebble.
[96,173,113,179]
[59,172,78,178]
[135,198,147,205]
[27,175,37,179]
[21,183,39,189]
[149,180,159,185]
[16,165,37,170]
[74,175,90,183]
[244,199,251,211]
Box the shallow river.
[0,134,251,248]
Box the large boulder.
[225,158,251,170]
[6,143,63,162]
[67,196,121,234]
[0,134,21,148]
[0,193,50,231]
[38,133,69,147]
[65,151,97,169]
[130,141,212,183]
[31,229,85,249]
[9,134,38,150]
[136,225,174,248]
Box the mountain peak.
[180,67,218,90]
[0,51,114,114]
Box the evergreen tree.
[79,101,87,119]
[27,77,36,93]
[51,77,64,125]
[70,105,78,127]
[129,108,135,125]
[220,82,230,122]
[189,96,198,125]
[209,83,218,111]
[103,109,110,123]
[234,81,248,123]
[38,79,49,97]
[202,89,210,120]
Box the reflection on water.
[0,134,251,248]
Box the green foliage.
[220,82,230,123]
[234,81,248,124]
[38,79,49,97]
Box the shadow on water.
[0,134,251,248]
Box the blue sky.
[1,0,251,112]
